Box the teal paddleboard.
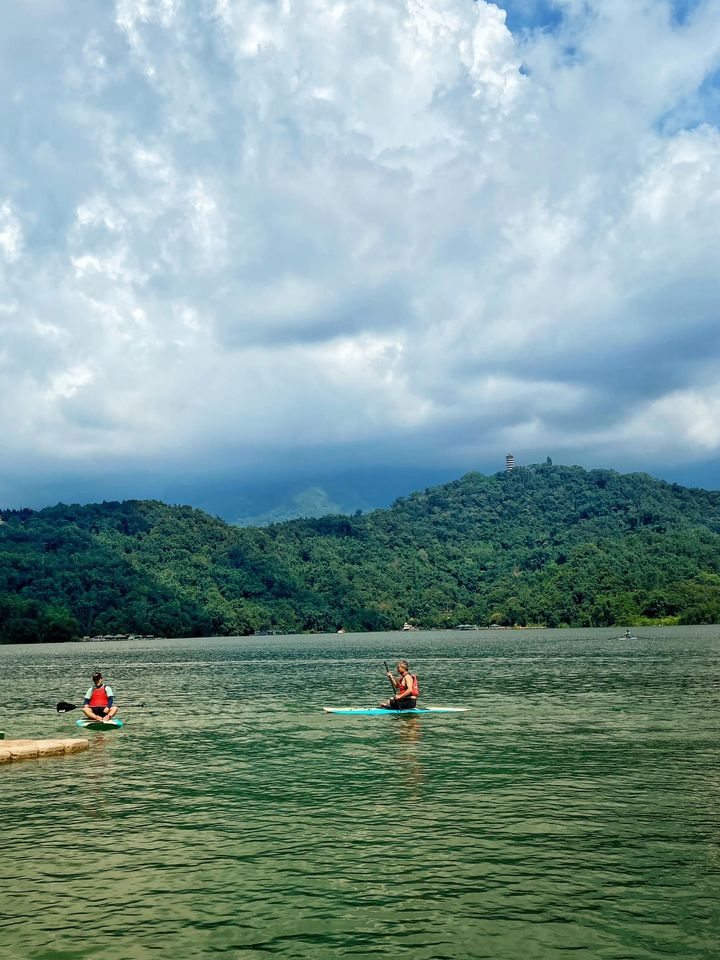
[323,707,468,716]
[76,718,124,730]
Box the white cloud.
[1,0,720,496]
[42,364,96,401]
[0,201,23,263]
[614,384,720,454]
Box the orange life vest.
[400,673,419,698]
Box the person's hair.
[398,660,409,671]
[92,672,103,682]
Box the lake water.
[1,627,719,960]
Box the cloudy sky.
[2,0,720,517]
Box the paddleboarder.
[81,672,118,723]
[379,660,419,710]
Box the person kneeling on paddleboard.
[82,672,118,723]
[380,660,419,710]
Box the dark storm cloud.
[1,0,720,512]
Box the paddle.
[383,660,398,710]
[56,700,145,713]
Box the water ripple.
[1,627,719,959]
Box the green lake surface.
[1,627,719,959]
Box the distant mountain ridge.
[233,485,347,527]
[2,463,720,642]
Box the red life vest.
[400,673,419,698]
[88,684,109,708]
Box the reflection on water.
[397,715,422,744]
[396,717,424,799]
[1,626,720,959]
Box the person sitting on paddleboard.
[380,660,419,710]
[82,672,118,723]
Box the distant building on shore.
[506,453,515,473]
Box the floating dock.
[0,738,89,764]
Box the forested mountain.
[3,464,720,642]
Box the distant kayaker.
[380,660,419,710]
[82,672,118,723]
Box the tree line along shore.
[2,463,720,643]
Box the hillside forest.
[2,464,720,642]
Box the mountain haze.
[2,464,720,642]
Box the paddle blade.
[56,701,77,713]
